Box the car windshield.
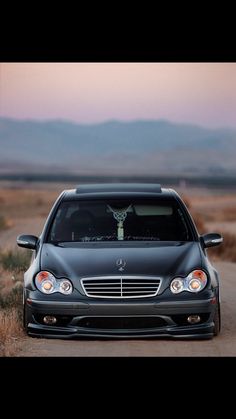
[47,199,193,243]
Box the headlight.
[170,270,207,294]
[170,278,184,294]
[35,271,73,295]
[59,279,73,295]
[186,270,207,293]
[35,271,56,294]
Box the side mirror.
[17,234,39,250]
[200,233,223,248]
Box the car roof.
[62,184,176,200]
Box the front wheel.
[213,302,221,336]
[23,293,30,334]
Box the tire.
[213,301,221,336]
[23,293,30,334]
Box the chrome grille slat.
[117,286,157,288]
[123,282,159,286]
[85,290,120,294]
[123,290,156,293]
[86,285,120,290]
[86,282,120,287]
[81,276,162,299]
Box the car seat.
[68,210,95,240]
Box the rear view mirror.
[17,234,39,250]
[201,233,223,248]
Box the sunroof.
[75,183,162,194]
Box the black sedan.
[17,183,223,339]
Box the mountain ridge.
[0,117,236,176]
[1,116,235,132]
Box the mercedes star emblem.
[116,258,126,271]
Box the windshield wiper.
[81,236,117,241]
[50,235,160,244]
[124,236,160,241]
[79,236,161,241]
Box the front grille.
[81,276,161,298]
[77,316,167,329]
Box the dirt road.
[16,261,236,357]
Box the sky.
[0,63,236,128]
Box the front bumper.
[25,295,217,339]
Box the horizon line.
[0,115,235,131]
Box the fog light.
[43,315,57,325]
[187,315,201,324]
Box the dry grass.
[182,195,208,234]
[196,207,236,223]
[0,248,29,356]
[191,213,236,264]
[0,281,24,356]
[0,214,12,231]
[183,195,236,262]
[0,188,59,219]
[0,269,15,295]
[0,308,24,356]
[0,215,7,231]
[207,207,236,222]
[208,231,236,263]
[0,278,24,356]
[0,249,31,273]
[186,194,236,223]
[191,212,206,235]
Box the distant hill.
[0,117,236,176]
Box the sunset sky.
[0,63,236,128]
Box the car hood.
[40,241,202,280]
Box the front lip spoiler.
[27,322,214,340]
